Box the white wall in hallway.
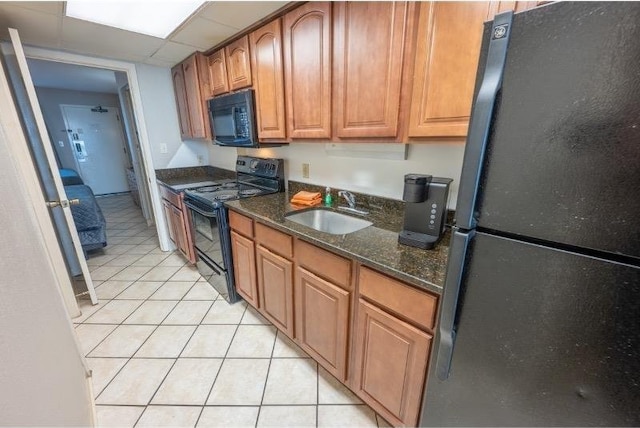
[207,142,466,208]
[36,86,121,170]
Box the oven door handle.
[184,200,217,218]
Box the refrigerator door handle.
[455,11,513,230]
[436,227,475,380]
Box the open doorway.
[30,58,153,222]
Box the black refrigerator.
[421,2,640,426]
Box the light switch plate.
[302,163,310,178]
[160,143,168,154]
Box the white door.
[62,104,129,196]
[8,28,97,305]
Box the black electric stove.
[182,156,284,303]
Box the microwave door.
[212,107,236,144]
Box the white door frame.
[22,45,171,251]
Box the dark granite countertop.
[155,166,236,190]
[225,191,450,295]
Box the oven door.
[183,200,225,272]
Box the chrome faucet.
[338,190,356,209]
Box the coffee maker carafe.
[398,174,453,250]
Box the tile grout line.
[195,300,248,427]
[254,313,280,428]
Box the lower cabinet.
[159,185,195,264]
[230,230,259,307]
[256,245,294,337]
[226,210,438,427]
[352,299,432,427]
[294,266,350,381]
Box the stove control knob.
[250,159,259,169]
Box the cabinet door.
[352,299,432,427]
[408,2,491,138]
[225,36,252,91]
[208,49,229,97]
[250,18,287,140]
[162,199,176,244]
[183,54,207,139]
[333,2,409,138]
[230,230,259,307]
[257,245,294,337]
[170,204,188,258]
[171,64,191,139]
[283,2,332,139]
[295,267,350,381]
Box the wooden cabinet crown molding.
[283,1,332,139]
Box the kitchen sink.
[285,208,372,235]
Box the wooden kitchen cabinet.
[256,245,294,337]
[283,2,332,139]
[353,299,432,427]
[333,1,410,139]
[159,185,196,264]
[172,53,211,140]
[171,64,191,139]
[408,2,492,138]
[250,18,287,140]
[294,240,352,380]
[230,230,259,307]
[295,266,351,381]
[207,49,229,96]
[255,222,294,336]
[352,266,437,427]
[225,36,252,91]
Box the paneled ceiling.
[0,1,290,67]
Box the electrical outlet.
[197,155,204,165]
[302,163,310,178]
[160,143,168,154]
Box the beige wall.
[208,142,466,209]
[0,113,93,425]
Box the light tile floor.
[75,194,390,427]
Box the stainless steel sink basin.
[285,209,372,235]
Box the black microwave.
[208,89,258,147]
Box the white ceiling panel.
[200,1,288,30]
[27,58,119,93]
[0,4,61,48]
[0,1,293,66]
[2,1,64,16]
[143,57,176,68]
[170,17,238,50]
[62,17,165,57]
[152,41,198,62]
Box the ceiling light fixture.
[65,1,204,39]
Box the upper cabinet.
[208,49,229,97]
[333,2,410,139]
[250,18,287,140]
[408,2,492,138]
[172,52,211,140]
[408,1,542,139]
[283,2,332,139]
[225,36,252,91]
[171,64,191,139]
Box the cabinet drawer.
[296,240,351,290]
[229,210,253,238]
[255,223,293,259]
[359,266,437,331]
[159,185,181,207]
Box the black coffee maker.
[398,174,453,250]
